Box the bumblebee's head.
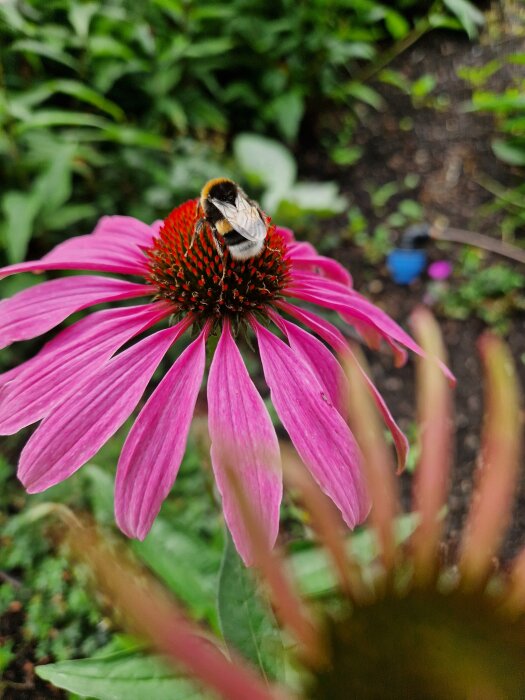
[201,178,238,207]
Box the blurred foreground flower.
[0,194,450,563]
[54,309,525,700]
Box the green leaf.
[217,532,283,681]
[233,133,297,193]
[14,110,110,134]
[275,182,347,216]
[43,80,125,121]
[492,139,525,166]
[1,191,39,263]
[442,0,484,39]
[345,82,384,111]
[10,40,78,70]
[385,10,410,39]
[36,649,212,700]
[33,142,76,216]
[101,125,170,150]
[291,514,419,598]
[268,91,304,142]
[69,2,98,39]
[131,519,221,629]
[183,38,234,58]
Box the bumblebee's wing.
[210,195,267,242]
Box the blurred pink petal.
[0,276,150,349]
[0,303,169,434]
[115,329,207,540]
[208,320,282,565]
[18,323,186,493]
[252,319,369,528]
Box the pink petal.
[18,322,187,493]
[270,312,349,420]
[275,226,295,243]
[252,320,369,528]
[115,330,207,540]
[276,301,409,472]
[93,216,157,246]
[289,255,352,287]
[0,216,157,280]
[286,278,454,383]
[0,302,170,434]
[208,321,282,565]
[0,276,150,349]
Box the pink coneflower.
[0,196,448,563]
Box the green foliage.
[436,251,525,332]
[0,467,110,663]
[0,0,481,266]
[36,646,213,700]
[348,175,422,263]
[218,531,283,681]
[459,44,525,235]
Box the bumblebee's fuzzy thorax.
[198,177,268,261]
[146,200,290,322]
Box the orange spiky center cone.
[146,199,290,322]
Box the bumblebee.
[192,178,268,260]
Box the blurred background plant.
[0,0,483,267]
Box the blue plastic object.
[387,248,427,285]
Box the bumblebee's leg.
[211,230,224,257]
[185,218,205,257]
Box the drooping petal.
[0,302,171,434]
[270,312,349,419]
[276,301,409,471]
[0,276,151,349]
[115,330,207,540]
[252,319,369,528]
[0,216,157,280]
[208,320,282,565]
[18,322,187,493]
[285,278,454,383]
[288,250,352,286]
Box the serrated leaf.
[36,649,213,700]
[234,133,297,194]
[217,532,283,681]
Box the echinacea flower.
[0,196,446,563]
